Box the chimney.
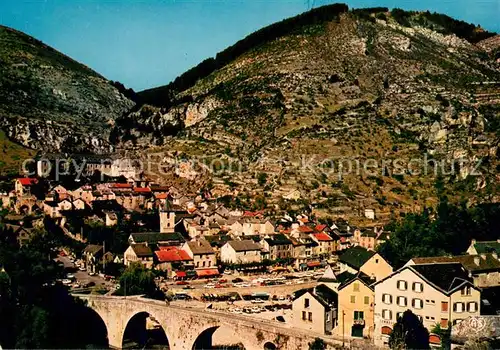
[474,256,480,266]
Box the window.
[382,309,392,320]
[412,298,423,309]
[397,296,407,307]
[412,282,423,293]
[397,280,407,290]
[461,286,472,296]
[304,298,310,308]
[382,294,393,304]
[375,259,379,263]
[353,283,360,292]
[326,313,331,322]
[354,311,364,320]
[302,311,306,320]
[202,261,206,267]
[308,312,312,321]
[454,302,465,313]
[364,296,370,305]
[441,301,449,312]
[396,312,404,320]
[467,302,478,313]
[440,318,449,328]
[350,295,356,303]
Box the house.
[261,234,293,260]
[467,239,500,255]
[205,234,232,260]
[124,244,154,268]
[364,209,375,220]
[154,247,192,274]
[82,244,104,273]
[182,239,216,269]
[43,199,72,218]
[338,246,393,282]
[51,185,69,200]
[72,198,87,211]
[373,263,481,347]
[221,240,262,264]
[317,265,340,291]
[354,228,378,251]
[15,178,39,197]
[311,232,337,255]
[406,254,500,288]
[5,224,34,246]
[128,232,185,247]
[103,211,118,227]
[336,272,376,339]
[292,284,338,335]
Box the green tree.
[431,323,451,350]
[0,225,108,348]
[389,310,430,350]
[117,262,162,298]
[309,337,326,350]
[257,172,268,186]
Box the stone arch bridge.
[75,294,344,350]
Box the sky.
[0,0,498,91]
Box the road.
[56,255,115,289]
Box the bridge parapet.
[74,294,346,350]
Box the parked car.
[88,272,96,276]
[183,285,194,290]
[204,283,215,289]
[232,277,244,283]
[176,281,189,285]
[251,298,264,304]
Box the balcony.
[353,319,365,326]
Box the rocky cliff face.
[0,25,135,153]
[114,6,500,221]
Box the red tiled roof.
[298,217,309,223]
[17,178,38,186]
[155,193,168,200]
[298,226,314,233]
[307,261,322,267]
[313,233,333,241]
[315,224,327,232]
[150,186,170,192]
[111,183,133,189]
[133,187,151,193]
[196,268,219,277]
[155,247,192,262]
[243,210,264,217]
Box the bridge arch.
[191,325,247,350]
[78,306,109,347]
[263,341,277,350]
[121,310,171,349]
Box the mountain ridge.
[111,5,500,223]
[0,24,135,159]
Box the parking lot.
[56,254,116,291]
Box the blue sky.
[1,0,498,91]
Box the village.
[1,157,499,349]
